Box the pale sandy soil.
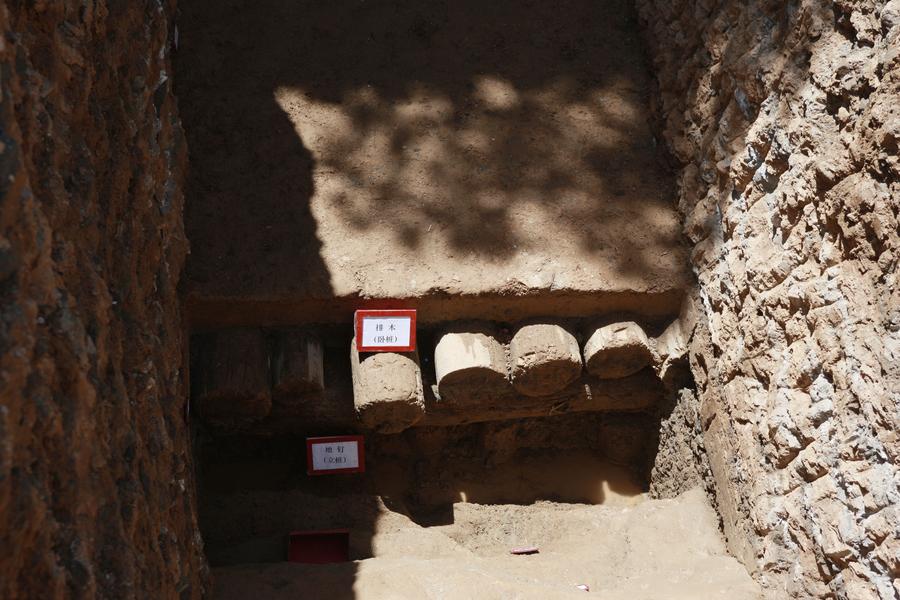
[176,0,691,327]
[211,489,762,599]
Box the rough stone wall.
[637,0,900,597]
[649,389,718,501]
[0,2,206,598]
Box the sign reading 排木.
[354,309,416,352]
[306,435,365,475]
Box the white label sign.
[360,316,412,348]
[311,440,360,471]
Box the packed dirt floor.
[197,416,760,598]
[211,489,761,599]
[176,0,690,328]
[198,414,661,567]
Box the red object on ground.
[287,529,351,564]
[354,309,417,352]
[509,546,540,555]
[306,435,365,475]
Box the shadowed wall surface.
[0,2,207,597]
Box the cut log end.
[196,328,272,421]
[351,340,425,433]
[434,330,510,403]
[583,321,653,379]
[509,324,582,397]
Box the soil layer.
[176,0,691,327]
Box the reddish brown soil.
[0,3,207,598]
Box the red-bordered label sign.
[287,529,350,563]
[354,309,417,353]
[306,435,365,475]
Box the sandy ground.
[196,414,663,569]
[176,0,690,327]
[210,488,762,599]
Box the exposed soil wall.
[638,0,899,597]
[0,2,206,598]
[175,0,692,331]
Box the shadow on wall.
[176,0,677,301]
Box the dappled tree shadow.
[177,0,683,304]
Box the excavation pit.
[171,0,758,597]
